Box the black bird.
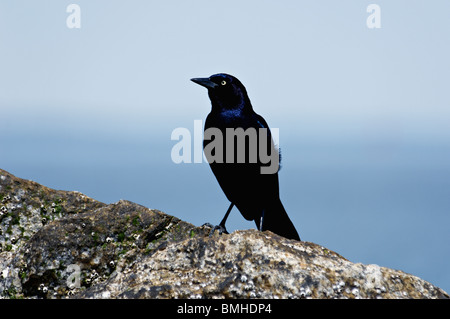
[191,73,300,241]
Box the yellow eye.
[221,80,227,86]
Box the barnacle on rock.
[0,168,448,300]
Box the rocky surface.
[0,168,448,299]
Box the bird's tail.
[258,198,300,241]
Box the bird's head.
[191,73,252,112]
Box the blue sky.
[1,1,449,294]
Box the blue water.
[1,115,449,293]
[1,0,449,295]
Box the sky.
[1,1,449,294]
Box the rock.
[77,230,448,299]
[0,168,448,299]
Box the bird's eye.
[221,80,227,86]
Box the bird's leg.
[205,203,234,237]
[219,203,234,229]
[259,209,265,231]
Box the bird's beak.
[190,77,218,89]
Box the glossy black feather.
[192,73,300,241]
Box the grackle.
[191,73,300,241]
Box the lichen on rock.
[0,168,448,299]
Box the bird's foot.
[201,223,229,237]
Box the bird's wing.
[253,113,282,168]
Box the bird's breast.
[206,110,252,129]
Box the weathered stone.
[0,168,448,299]
[74,230,448,299]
